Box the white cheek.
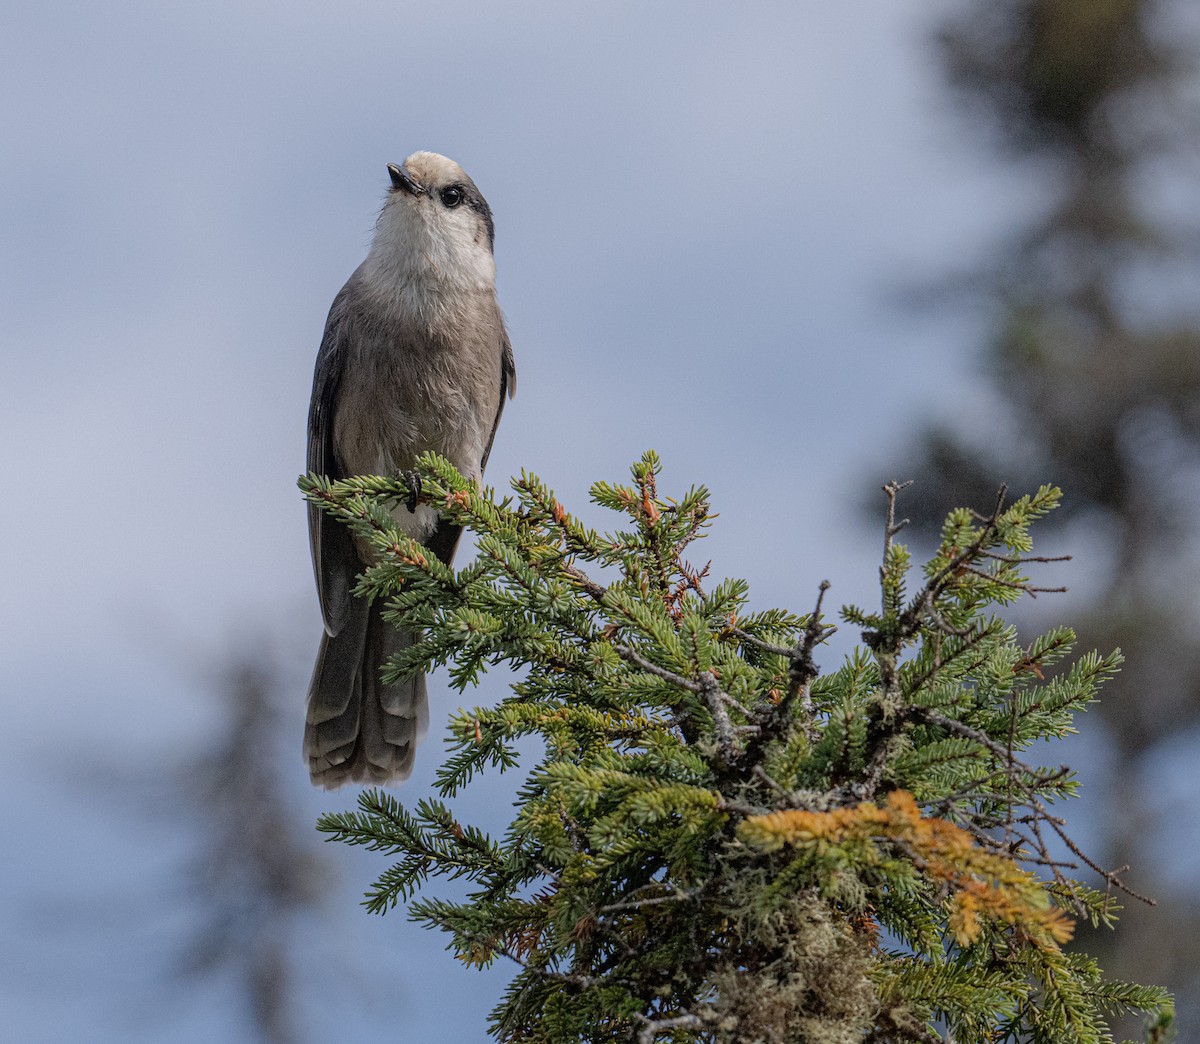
[434,216,495,288]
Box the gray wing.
[308,286,359,636]
[433,319,515,566]
[480,323,516,475]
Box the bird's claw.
[401,469,423,512]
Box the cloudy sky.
[0,2,1053,1039]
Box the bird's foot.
[401,469,423,512]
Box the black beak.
[387,162,424,196]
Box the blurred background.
[2,1,1197,1039]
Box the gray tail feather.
[304,601,429,789]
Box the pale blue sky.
[0,2,1089,1040]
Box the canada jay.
[305,152,515,788]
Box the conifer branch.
[304,457,1171,1042]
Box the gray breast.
[332,281,503,484]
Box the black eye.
[440,186,463,208]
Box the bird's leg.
[401,469,423,513]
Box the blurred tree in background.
[894,0,1200,1027]
[96,640,413,1041]
[174,653,332,1044]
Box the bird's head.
[369,151,497,291]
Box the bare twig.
[980,551,1072,565]
[562,562,609,603]
[732,581,831,779]
[753,764,793,800]
[882,480,914,557]
[634,1011,710,1043]
[717,690,753,718]
[612,645,699,692]
[482,935,606,990]
[731,625,836,657]
[597,886,697,917]
[698,671,741,767]
[960,564,1067,597]
[789,581,832,708]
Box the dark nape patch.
[465,191,495,250]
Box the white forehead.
[403,151,466,186]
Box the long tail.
[304,600,429,789]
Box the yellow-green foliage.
[740,790,1073,950]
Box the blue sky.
[0,2,1084,1040]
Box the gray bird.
[305,152,515,788]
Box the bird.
[305,152,515,788]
